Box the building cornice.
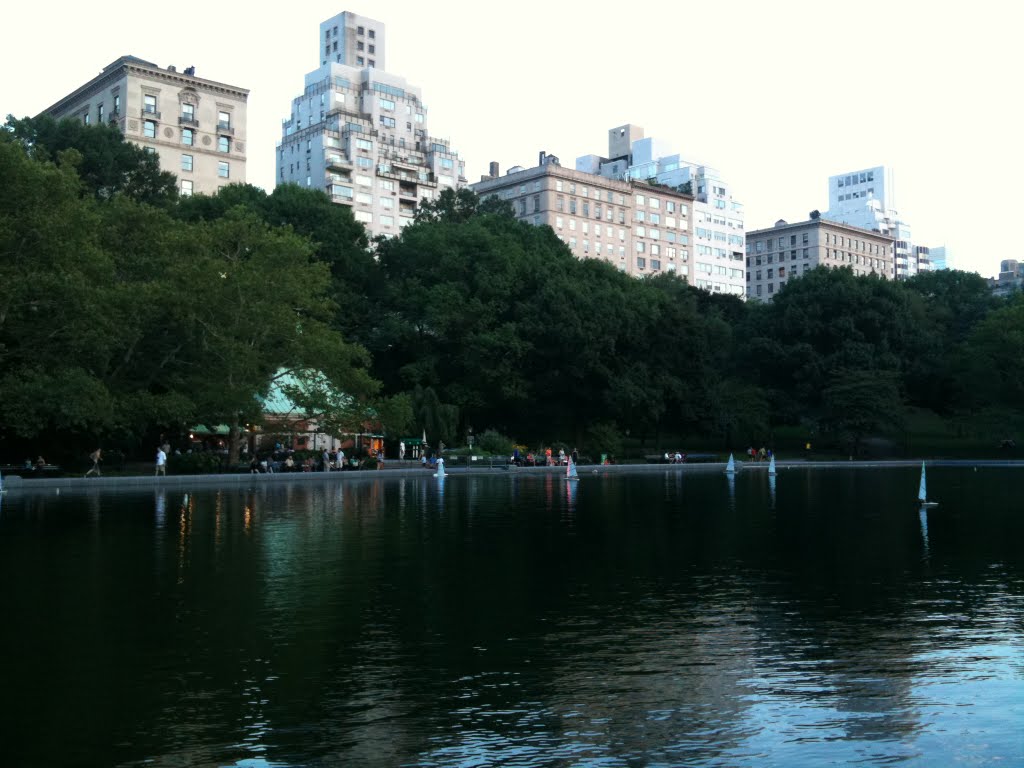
[748,218,893,243]
[41,56,248,117]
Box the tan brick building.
[472,155,697,281]
[745,217,894,301]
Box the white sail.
[434,457,446,479]
[768,455,776,476]
[918,462,927,503]
[725,453,736,474]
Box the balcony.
[179,116,199,127]
[141,109,161,120]
[217,123,235,135]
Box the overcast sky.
[5,0,1017,276]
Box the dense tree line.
[0,117,1017,465]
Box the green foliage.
[586,422,623,458]
[822,368,903,455]
[0,137,378,462]
[168,451,224,475]
[476,429,514,457]
[3,114,178,206]
[0,123,1015,461]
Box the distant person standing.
[399,441,406,461]
[322,448,331,472]
[155,446,167,476]
[85,448,102,477]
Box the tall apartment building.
[41,56,248,197]
[824,166,928,279]
[471,154,697,281]
[277,11,465,238]
[575,125,746,297]
[745,217,894,302]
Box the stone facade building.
[41,56,249,197]
[472,154,696,281]
[745,217,894,301]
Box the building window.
[143,120,156,138]
[218,136,231,153]
[181,154,193,172]
[218,111,231,130]
[144,94,158,114]
[113,94,121,114]
[182,128,194,146]
[357,25,364,34]
[97,104,104,122]
[356,56,364,65]
[218,161,230,178]
[181,179,193,196]
[181,103,195,123]
[369,29,375,38]
[84,113,91,125]
[637,257,646,270]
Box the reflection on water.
[1,467,1023,767]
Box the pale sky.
[4,0,1018,277]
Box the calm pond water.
[1,466,1022,767]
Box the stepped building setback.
[277,11,465,239]
[745,217,894,301]
[824,166,929,279]
[41,56,249,197]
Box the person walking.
[155,446,167,476]
[85,448,102,477]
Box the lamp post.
[467,425,474,451]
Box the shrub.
[168,451,223,475]
[476,429,514,457]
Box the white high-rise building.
[576,125,746,297]
[277,11,465,238]
[824,166,927,279]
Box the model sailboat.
[768,455,776,476]
[434,457,446,479]
[725,454,736,474]
[566,456,579,481]
[918,462,938,508]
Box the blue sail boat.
[566,456,579,481]
[918,462,938,508]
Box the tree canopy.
[0,115,1015,463]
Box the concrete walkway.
[3,458,1023,496]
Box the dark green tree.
[3,114,178,206]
